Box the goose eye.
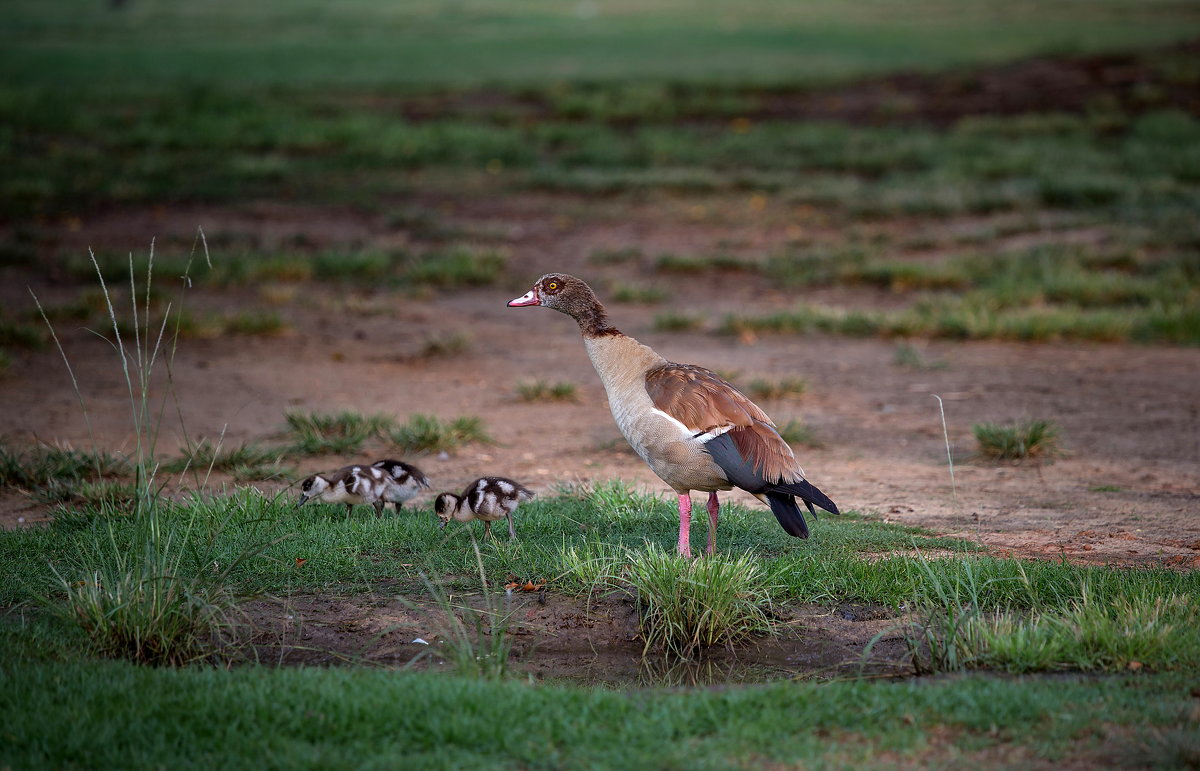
[547,281,558,291]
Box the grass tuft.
[589,247,643,265]
[624,544,778,657]
[221,311,288,337]
[776,419,822,447]
[745,377,807,400]
[404,246,507,288]
[652,311,703,332]
[514,380,577,402]
[43,507,271,667]
[162,439,290,480]
[610,282,666,304]
[418,539,513,679]
[972,419,1061,461]
[284,410,394,456]
[385,414,491,455]
[0,442,129,490]
[418,332,471,358]
[655,253,757,274]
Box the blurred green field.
[3,0,1200,87]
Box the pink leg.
[676,493,693,558]
[706,492,720,556]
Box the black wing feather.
[705,433,838,538]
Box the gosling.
[371,458,430,510]
[298,465,402,517]
[434,477,535,539]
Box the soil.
[244,587,911,685]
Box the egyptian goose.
[371,458,431,510]
[508,273,838,557]
[298,464,402,517]
[434,476,536,539]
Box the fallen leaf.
[295,558,308,567]
[1127,660,1143,671]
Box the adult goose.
[509,273,838,557]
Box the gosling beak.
[438,519,448,530]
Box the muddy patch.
[244,590,911,686]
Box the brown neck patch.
[577,305,621,338]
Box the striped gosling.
[371,458,431,510]
[298,465,402,518]
[434,477,535,539]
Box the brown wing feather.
[644,363,773,432]
[730,422,803,484]
[645,364,802,483]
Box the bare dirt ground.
[2,192,1199,570]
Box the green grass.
[39,508,264,667]
[220,311,288,337]
[0,442,128,488]
[907,558,1200,675]
[417,331,471,358]
[563,534,783,659]
[514,380,578,402]
[403,246,508,289]
[0,442,130,499]
[284,410,395,456]
[7,82,1199,222]
[623,544,778,656]
[652,310,703,332]
[385,414,492,455]
[972,419,1061,461]
[609,282,666,304]
[721,296,1200,345]
[655,253,758,274]
[745,377,807,401]
[5,484,1196,617]
[6,0,1197,89]
[0,317,47,349]
[776,419,822,448]
[740,244,1200,344]
[0,654,1193,768]
[162,439,290,481]
[590,247,643,266]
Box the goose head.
[508,273,615,336]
